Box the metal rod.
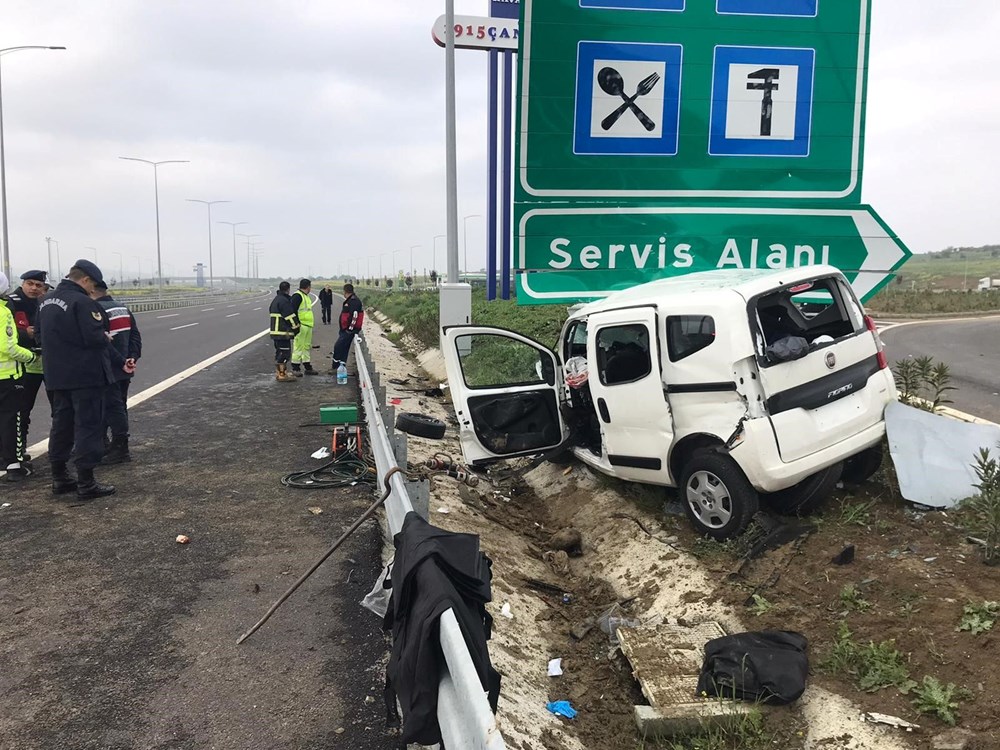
[501,50,514,300]
[487,49,499,301]
[445,0,459,284]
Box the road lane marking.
[253,307,262,311]
[226,313,240,318]
[202,308,215,312]
[157,313,180,319]
[170,322,200,331]
[25,328,270,461]
[227,304,236,308]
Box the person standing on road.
[290,278,317,377]
[36,260,118,499]
[269,280,300,382]
[0,272,39,482]
[332,283,364,371]
[5,269,48,458]
[90,280,141,464]
[319,284,334,325]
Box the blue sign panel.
[708,46,815,158]
[574,41,683,156]
[491,0,521,19]
[717,0,818,17]
[580,0,685,10]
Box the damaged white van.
[442,265,896,540]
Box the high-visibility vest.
[294,290,314,327]
[0,304,35,380]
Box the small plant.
[749,594,773,617]
[838,500,874,527]
[820,622,911,693]
[957,600,1000,634]
[904,676,965,726]
[965,446,1000,564]
[839,583,872,612]
[662,707,776,750]
[893,356,955,413]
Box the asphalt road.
[881,316,1000,423]
[23,292,331,450]
[0,320,396,749]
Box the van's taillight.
[864,315,888,370]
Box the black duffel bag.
[696,630,808,705]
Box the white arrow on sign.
[431,15,519,52]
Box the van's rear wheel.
[766,461,843,516]
[679,449,759,541]
[842,445,883,485]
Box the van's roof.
[573,265,845,316]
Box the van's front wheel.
[679,449,759,540]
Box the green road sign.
[517,0,870,201]
[515,205,910,304]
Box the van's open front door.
[442,326,567,465]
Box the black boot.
[303,364,318,376]
[76,467,115,500]
[51,462,78,496]
[104,436,131,465]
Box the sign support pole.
[487,50,499,301]
[501,49,514,300]
[445,0,459,283]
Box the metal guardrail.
[355,334,506,750]
[117,291,266,313]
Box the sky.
[1,1,998,283]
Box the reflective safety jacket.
[5,286,43,375]
[0,297,38,381]
[269,291,300,338]
[339,293,364,333]
[293,289,314,327]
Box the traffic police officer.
[6,269,49,453]
[269,280,300,382]
[36,260,118,499]
[289,278,316,376]
[0,272,38,482]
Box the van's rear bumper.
[735,417,886,493]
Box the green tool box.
[320,403,359,424]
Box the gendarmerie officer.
[36,260,119,499]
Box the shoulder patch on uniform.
[5,326,12,337]
[92,311,103,321]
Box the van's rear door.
[751,275,891,463]
[442,326,567,464]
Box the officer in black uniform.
[36,260,118,499]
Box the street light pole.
[218,221,247,289]
[0,45,66,281]
[113,251,123,286]
[187,199,229,289]
[85,246,98,266]
[409,244,422,281]
[462,214,482,277]
[119,156,189,294]
[237,233,260,291]
[45,236,53,280]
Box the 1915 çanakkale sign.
[513,0,911,305]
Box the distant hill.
[895,244,1000,290]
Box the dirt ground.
[0,329,397,749]
[364,310,1000,750]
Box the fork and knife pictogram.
[597,67,661,131]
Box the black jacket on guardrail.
[383,511,500,745]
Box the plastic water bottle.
[336,363,348,386]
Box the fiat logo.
[825,352,837,369]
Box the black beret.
[20,269,47,282]
[71,259,104,285]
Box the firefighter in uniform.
[269,280,300,382]
[289,278,317,377]
[36,260,118,500]
[0,272,39,482]
[333,282,365,370]
[6,270,49,455]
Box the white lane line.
[170,322,200,331]
[26,329,270,461]
[157,313,180,319]
[226,313,240,318]
[252,307,262,311]
[227,304,237,308]
[202,308,215,312]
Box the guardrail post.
[384,406,395,445]
[406,478,430,520]
[393,432,407,469]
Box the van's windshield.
[752,277,865,359]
